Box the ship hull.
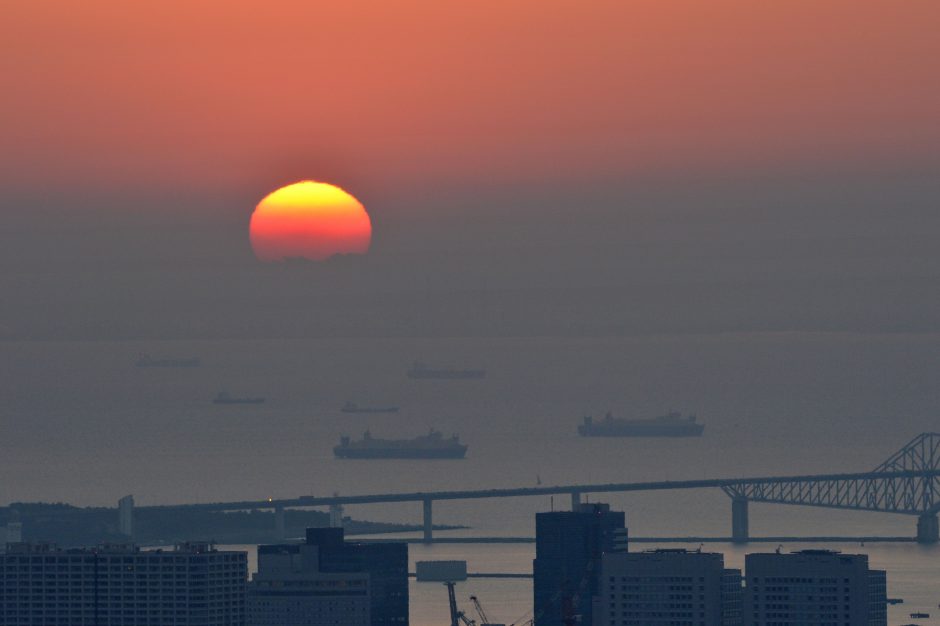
[341,407,400,414]
[333,446,467,459]
[407,370,485,380]
[137,359,200,368]
[578,423,704,437]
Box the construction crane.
[470,595,505,626]
[470,596,490,624]
[445,582,476,626]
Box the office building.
[745,550,887,626]
[0,541,247,625]
[249,527,407,626]
[248,543,370,626]
[592,549,742,626]
[533,503,627,626]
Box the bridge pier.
[423,499,433,543]
[274,505,286,540]
[917,513,939,544]
[731,497,749,544]
[570,491,582,510]
[117,495,134,538]
[329,503,344,528]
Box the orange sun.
[249,181,372,262]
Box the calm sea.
[2,333,939,625]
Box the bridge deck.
[137,468,940,514]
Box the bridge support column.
[917,513,939,544]
[731,497,749,544]
[422,499,433,543]
[570,491,582,511]
[274,505,286,540]
[117,495,134,538]
[329,503,344,528]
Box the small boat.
[341,401,400,414]
[910,613,930,619]
[213,391,266,405]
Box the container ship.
[333,429,468,459]
[578,411,704,437]
[406,361,486,380]
[341,401,400,414]
[213,392,266,405]
[136,354,201,368]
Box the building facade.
[744,550,887,626]
[721,568,743,626]
[0,541,247,625]
[249,527,407,626]
[533,503,627,626]
[592,549,742,626]
[248,543,370,626]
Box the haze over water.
[4,332,938,525]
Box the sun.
[249,181,372,262]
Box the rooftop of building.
[3,541,238,555]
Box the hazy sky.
[2,1,939,339]
[4,1,939,191]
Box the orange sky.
[3,1,939,194]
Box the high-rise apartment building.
[0,541,247,626]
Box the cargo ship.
[578,411,704,437]
[213,392,266,405]
[341,401,400,414]
[136,354,201,368]
[407,361,486,380]
[334,429,468,459]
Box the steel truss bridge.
[134,432,940,544]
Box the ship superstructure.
[341,401,400,414]
[407,361,486,380]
